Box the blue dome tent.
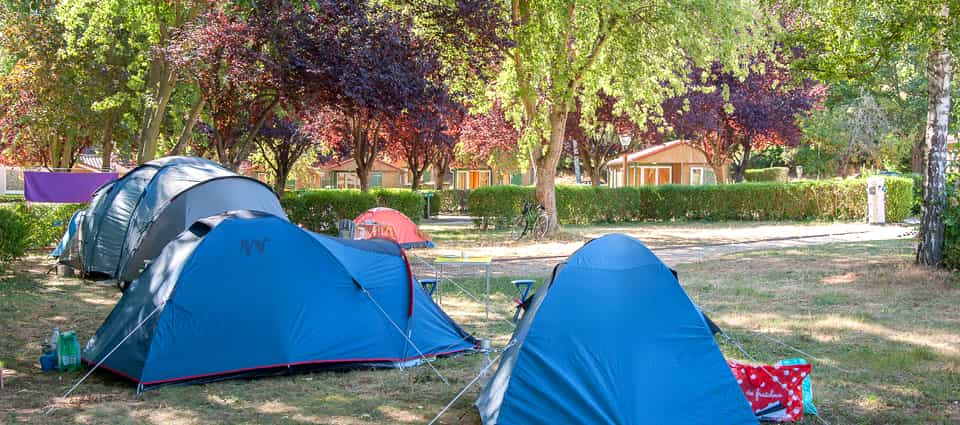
[82,210,475,388]
[51,209,83,258]
[476,233,756,425]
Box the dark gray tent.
[59,156,286,281]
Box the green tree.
[0,0,98,168]
[785,1,958,266]
[1,0,204,167]
[132,0,204,163]
[55,0,150,168]
[494,0,765,233]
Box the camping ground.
[1,224,958,424]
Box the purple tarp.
[24,171,117,203]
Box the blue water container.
[40,351,58,371]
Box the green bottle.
[57,331,81,372]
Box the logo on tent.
[240,238,269,255]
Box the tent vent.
[188,221,213,237]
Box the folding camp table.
[434,255,493,319]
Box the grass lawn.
[425,220,892,251]
[1,239,958,424]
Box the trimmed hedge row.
[0,194,24,203]
[373,189,425,220]
[468,177,914,227]
[423,189,470,216]
[282,189,424,234]
[744,167,789,182]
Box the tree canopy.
[491,0,768,232]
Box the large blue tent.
[59,156,286,282]
[82,210,475,388]
[476,233,756,425]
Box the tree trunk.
[350,114,379,192]
[911,129,925,173]
[733,141,751,182]
[579,137,603,186]
[917,13,953,266]
[48,135,63,169]
[60,137,74,170]
[356,165,370,192]
[434,158,449,190]
[590,166,603,187]
[137,59,177,163]
[171,96,205,156]
[100,112,117,171]
[533,108,567,234]
[410,169,423,191]
[274,160,290,193]
[698,135,729,184]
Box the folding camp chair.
[419,278,438,297]
[512,279,534,322]
[337,219,355,239]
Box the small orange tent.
[354,207,434,248]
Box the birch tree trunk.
[917,4,953,266]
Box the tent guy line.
[358,285,449,385]
[428,342,514,425]
[46,301,166,415]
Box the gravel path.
[411,222,916,278]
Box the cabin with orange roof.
[604,140,724,187]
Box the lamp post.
[619,134,632,187]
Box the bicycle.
[510,200,549,241]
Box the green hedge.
[466,186,530,228]
[942,178,960,270]
[468,177,914,227]
[371,189,425,221]
[423,189,469,216]
[282,189,425,234]
[0,194,24,203]
[744,167,790,182]
[907,173,922,215]
[0,208,28,268]
[8,203,86,250]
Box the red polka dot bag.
[728,361,813,422]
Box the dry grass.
[1,238,958,424]
[425,220,868,249]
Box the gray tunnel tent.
[59,156,287,282]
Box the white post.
[571,140,582,184]
[867,176,886,224]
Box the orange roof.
[606,140,691,166]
